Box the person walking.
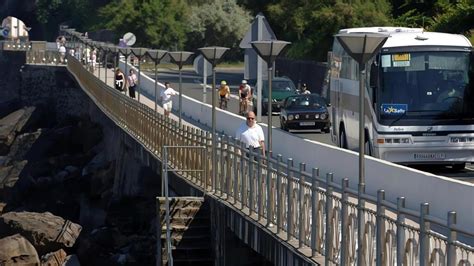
[239,80,252,115]
[58,44,66,64]
[160,82,177,117]
[115,68,125,92]
[218,80,230,110]
[127,69,138,99]
[90,49,97,72]
[235,111,265,156]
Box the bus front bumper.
[376,145,474,165]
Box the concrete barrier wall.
[121,61,474,233]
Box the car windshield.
[285,95,327,108]
[263,80,297,92]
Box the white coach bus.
[329,27,474,169]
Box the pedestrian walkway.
[91,64,204,130]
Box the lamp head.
[335,33,389,64]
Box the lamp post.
[335,32,388,266]
[169,51,194,126]
[146,49,168,112]
[108,45,119,88]
[130,48,147,102]
[250,40,290,156]
[198,46,229,191]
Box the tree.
[186,0,252,60]
[429,0,474,35]
[35,0,98,40]
[265,0,392,61]
[97,0,189,49]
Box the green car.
[252,77,298,115]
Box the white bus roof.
[338,27,472,48]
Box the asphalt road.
[145,68,474,183]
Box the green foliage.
[429,0,474,34]
[266,0,392,61]
[186,0,251,59]
[98,0,189,50]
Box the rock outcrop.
[0,234,40,265]
[0,211,82,255]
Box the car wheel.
[280,117,289,131]
[339,128,348,149]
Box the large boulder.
[0,234,40,265]
[41,249,68,266]
[0,160,28,201]
[0,211,82,255]
[0,109,24,155]
[6,130,42,163]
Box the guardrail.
[66,53,473,265]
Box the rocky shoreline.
[0,102,157,265]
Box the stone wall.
[0,51,24,105]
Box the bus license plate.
[300,122,315,126]
[413,153,445,160]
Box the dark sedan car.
[280,94,331,132]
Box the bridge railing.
[66,52,473,265]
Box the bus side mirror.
[369,63,379,88]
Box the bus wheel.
[339,128,348,149]
[452,163,465,171]
[364,140,372,156]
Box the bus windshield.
[377,51,474,125]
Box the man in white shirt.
[235,111,265,156]
[160,82,177,117]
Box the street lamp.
[198,46,229,191]
[250,40,290,155]
[146,49,168,112]
[168,51,194,126]
[335,32,388,266]
[108,45,119,89]
[130,48,148,102]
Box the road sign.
[193,55,212,77]
[239,13,276,49]
[123,32,136,46]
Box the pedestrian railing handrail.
[5,36,472,264]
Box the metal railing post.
[357,183,366,266]
[447,211,457,266]
[256,148,262,220]
[396,197,405,266]
[311,168,320,257]
[325,173,334,266]
[266,153,273,227]
[419,203,430,266]
[233,138,239,204]
[162,147,173,266]
[298,162,305,248]
[287,158,294,241]
[376,190,385,266]
[276,154,283,234]
[340,178,349,265]
[248,147,255,216]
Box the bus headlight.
[378,137,411,144]
[450,137,474,143]
[288,115,294,120]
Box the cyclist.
[218,80,230,110]
[239,79,252,115]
